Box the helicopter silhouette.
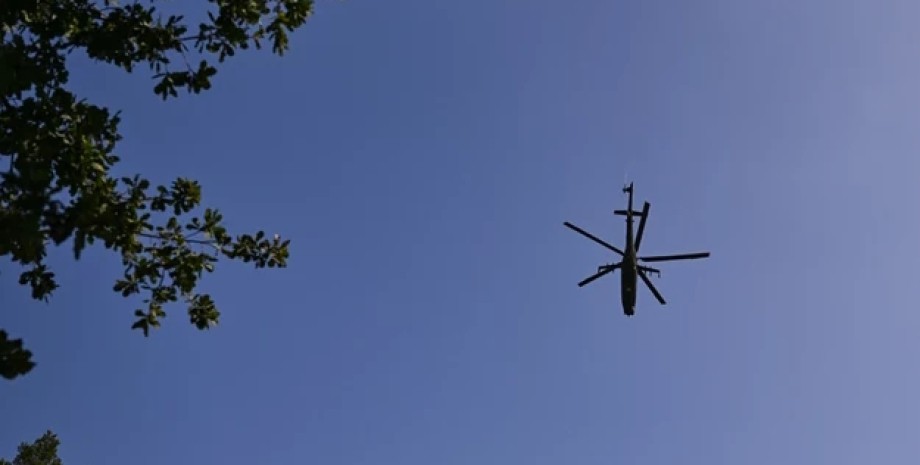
[563,182,710,316]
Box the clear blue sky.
[3,1,920,463]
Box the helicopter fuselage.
[620,189,638,316]
[620,256,637,316]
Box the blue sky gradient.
[3,1,920,463]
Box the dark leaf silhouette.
[1,0,312,380]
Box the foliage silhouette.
[1,0,312,380]
[1,430,63,465]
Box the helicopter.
[563,182,710,316]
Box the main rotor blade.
[577,265,617,287]
[563,222,625,256]
[634,201,651,252]
[639,252,710,262]
[638,270,666,305]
